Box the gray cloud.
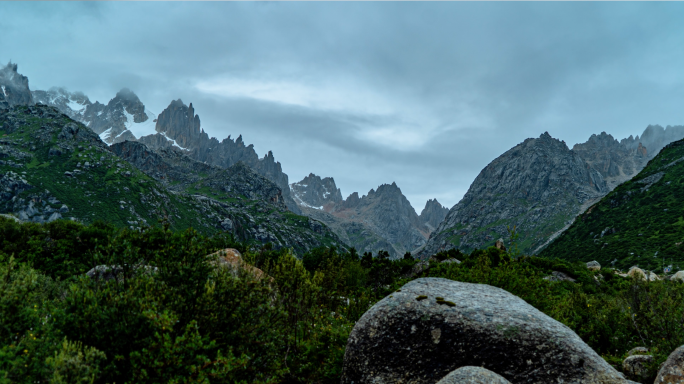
[2,2,684,210]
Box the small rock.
[587,260,601,271]
[655,344,684,383]
[59,204,69,213]
[64,171,73,177]
[437,366,511,384]
[494,238,506,251]
[623,354,653,381]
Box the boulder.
[437,366,511,384]
[341,277,633,384]
[623,354,653,381]
[627,267,659,281]
[587,260,601,271]
[670,271,684,282]
[208,248,267,280]
[655,345,684,383]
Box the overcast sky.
[2,2,684,210]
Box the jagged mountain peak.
[420,198,449,231]
[417,131,609,258]
[0,61,33,108]
[290,173,343,210]
[114,88,142,103]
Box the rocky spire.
[0,62,34,108]
[420,199,449,231]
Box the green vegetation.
[2,216,684,383]
[541,139,684,271]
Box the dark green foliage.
[5,217,684,383]
[541,139,684,271]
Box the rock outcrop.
[417,132,609,258]
[0,62,33,108]
[341,277,634,384]
[420,198,449,231]
[655,345,684,383]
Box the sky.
[2,2,684,211]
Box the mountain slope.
[109,140,341,252]
[417,132,609,258]
[540,138,684,271]
[0,102,342,255]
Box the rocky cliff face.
[572,132,649,190]
[417,132,609,258]
[290,173,343,210]
[0,62,33,108]
[138,99,300,213]
[621,124,684,160]
[419,199,449,231]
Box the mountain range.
[5,60,684,264]
[29,77,448,259]
[290,173,448,257]
[416,127,678,258]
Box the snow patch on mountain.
[125,109,157,139]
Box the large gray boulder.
[341,277,634,384]
[437,366,511,384]
[655,345,684,383]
